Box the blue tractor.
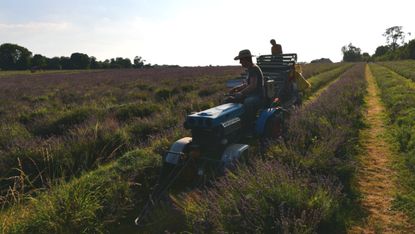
[135,54,299,225]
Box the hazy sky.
[1,0,414,66]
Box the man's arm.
[229,82,247,93]
[239,75,257,96]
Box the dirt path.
[349,65,413,233]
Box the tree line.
[0,43,150,71]
[342,26,415,62]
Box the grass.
[369,63,415,221]
[0,135,174,233]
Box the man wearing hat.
[230,49,265,127]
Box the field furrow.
[368,64,415,223]
[349,64,413,233]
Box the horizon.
[1,0,414,66]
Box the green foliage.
[372,26,414,61]
[133,56,144,68]
[0,123,31,148]
[383,26,406,51]
[369,64,415,219]
[128,114,178,143]
[341,43,362,62]
[33,108,93,136]
[114,103,160,122]
[0,147,161,233]
[0,43,32,70]
[0,43,148,71]
[408,39,415,59]
[32,54,47,69]
[180,84,194,92]
[374,45,389,57]
[155,88,177,100]
[378,60,415,82]
[180,161,340,233]
[4,164,130,234]
[70,53,90,69]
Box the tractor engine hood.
[184,103,244,129]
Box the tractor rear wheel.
[264,113,283,138]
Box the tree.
[374,45,389,57]
[383,26,406,51]
[133,56,145,68]
[89,56,100,69]
[60,56,72,69]
[101,59,111,69]
[407,39,415,59]
[32,54,47,69]
[0,43,32,70]
[118,57,132,68]
[70,52,90,69]
[362,52,370,62]
[341,43,362,62]
[46,57,61,70]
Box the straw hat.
[234,49,254,60]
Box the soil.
[349,65,413,233]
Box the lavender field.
[3,62,414,233]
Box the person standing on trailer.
[270,39,283,55]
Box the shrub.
[33,108,93,136]
[114,103,160,122]
[0,123,31,148]
[155,88,179,101]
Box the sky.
[0,0,414,66]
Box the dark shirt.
[246,64,265,98]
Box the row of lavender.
[370,63,415,219]
[0,63,346,207]
[0,64,349,232]
[377,60,415,82]
[0,67,241,205]
[177,64,366,233]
